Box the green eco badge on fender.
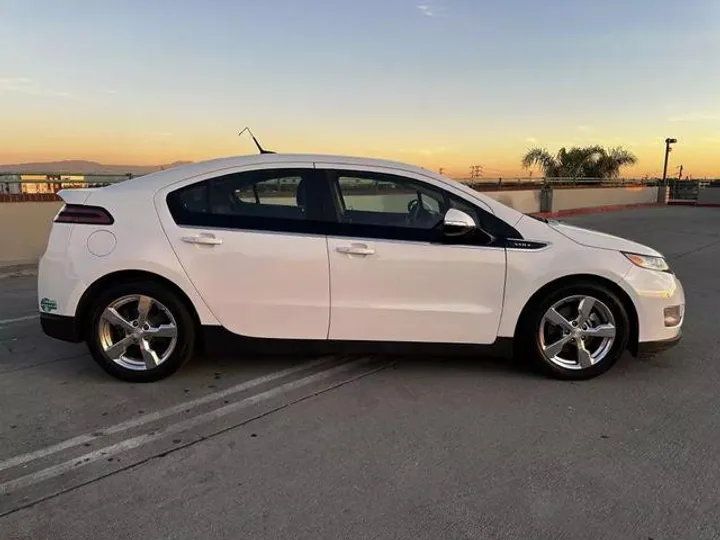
[40,298,58,313]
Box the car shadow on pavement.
[383,350,672,382]
[372,351,542,379]
[4,325,673,386]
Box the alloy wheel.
[538,295,617,370]
[98,294,178,371]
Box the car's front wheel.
[85,281,196,382]
[519,282,631,380]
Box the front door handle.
[181,234,223,246]
[336,244,375,256]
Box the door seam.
[325,236,332,339]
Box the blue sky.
[1,0,719,176]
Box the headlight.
[623,252,670,272]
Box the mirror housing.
[443,208,477,236]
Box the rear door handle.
[336,244,375,256]
[181,234,223,246]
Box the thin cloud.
[420,146,447,156]
[416,1,447,17]
[668,112,719,122]
[398,146,447,156]
[0,77,74,99]
[0,77,36,93]
[525,137,538,144]
[417,4,433,15]
[576,125,594,133]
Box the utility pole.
[438,167,444,175]
[677,165,684,180]
[469,165,483,180]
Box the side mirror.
[443,208,476,236]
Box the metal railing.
[461,177,716,187]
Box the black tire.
[517,281,631,380]
[85,280,196,382]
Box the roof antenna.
[238,127,275,154]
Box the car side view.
[38,153,685,382]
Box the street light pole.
[660,138,677,202]
[662,138,677,184]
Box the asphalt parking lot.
[1,206,719,540]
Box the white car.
[38,153,684,382]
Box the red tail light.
[54,204,114,225]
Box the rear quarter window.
[166,182,210,225]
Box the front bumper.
[636,331,682,358]
[40,313,82,343]
[622,265,685,344]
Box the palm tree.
[521,148,563,178]
[588,147,638,178]
[522,145,637,179]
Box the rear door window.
[166,168,328,234]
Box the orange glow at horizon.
[1,99,719,179]
[1,132,718,179]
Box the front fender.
[497,244,635,338]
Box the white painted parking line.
[0,356,338,474]
[0,314,38,326]
[0,356,379,494]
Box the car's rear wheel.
[86,281,196,382]
[518,282,630,380]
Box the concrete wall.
[0,202,62,266]
[552,186,658,212]
[698,187,720,205]
[482,190,541,214]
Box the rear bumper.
[636,331,682,357]
[40,313,82,343]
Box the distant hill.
[0,160,193,175]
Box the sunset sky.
[1,0,719,178]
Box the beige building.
[18,175,87,194]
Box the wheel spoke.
[582,324,616,339]
[539,294,617,370]
[545,308,573,331]
[143,324,177,339]
[577,340,593,368]
[139,339,160,369]
[544,335,573,357]
[100,294,180,371]
[102,307,134,333]
[136,296,154,326]
[104,335,134,360]
[577,297,596,325]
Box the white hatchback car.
[38,153,684,382]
